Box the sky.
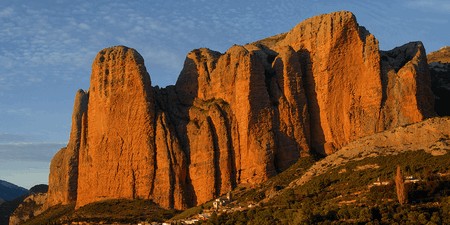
[0,0,449,189]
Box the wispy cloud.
[0,161,51,189]
[0,131,65,188]
[0,3,94,91]
[0,133,35,143]
[406,0,450,13]
[0,7,13,17]
[0,142,64,162]
[0,131,64,162]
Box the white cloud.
[0,133,34,143]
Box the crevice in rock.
[207,116,221,197]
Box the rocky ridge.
[289,116,450,188]
[9,185,48,225]
[46,11,435,210]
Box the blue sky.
[0,0,449,189]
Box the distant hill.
[29,184,48,194]
[0,180,28,201]
[0,196,27,225]
[0,184,48,225]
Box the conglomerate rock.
[46,11,436,210]
[427,46,450,116]
[46,89,87,207]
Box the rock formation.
[9,185,48,225]
[46,11,436,210]
[47,90,87,207]
[8,193,47,225]
[428,46,450,116]
[290,116,450,188]
[379,42,435,127]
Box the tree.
[395,165,408,205]
[208,212,218,225]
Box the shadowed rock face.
[47,11,436,210]
[427,46,450,116]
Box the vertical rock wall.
[76,46,157,207]
[46,11,435,210]
[46,89,87,207]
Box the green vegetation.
[202,150,450,224]
[170,205,203,221]
[232,156,316,204]
[23,199,176,225]
[22,150,450,224]
[22,204,74,225]
[71,199,176,223]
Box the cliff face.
[75,46,155,207]
[47,90,87,207]
[47,11,436,210]
[428,46,450,116]
[379,42,435,127]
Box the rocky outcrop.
[152,110,189,210]
[271,46,310,170]
[75,46,156,208]
[8,185,48,225]
[290,116,450,188]
[46,11,436,210]
[0,181,29,225]
[379,42,435,128]
[259,11,434,153]
[428,46,450,64]
[428,46,450,116]
[74,46,187,209]
[175,45,277,189]
[268,12,384,154]
[9,194,47,225]
[47,90,87,207]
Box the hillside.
[21,117,450,224]
[290,117,450,187]
[209,151,450,224]
[175,117,450,224]
[19,199,176,225]
[0,180,28,225]
[0,180,28,201]
[428,46,450,64]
